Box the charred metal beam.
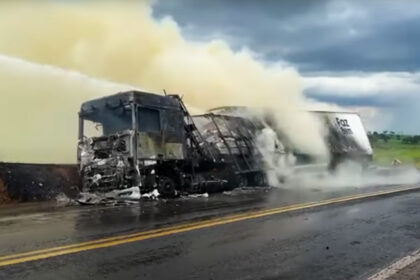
[209,114,241,170]
[220,116,252,171]
[77,112,84,164]
[131,102,140,185]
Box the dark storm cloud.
[153,0,420,133]
[305,92,390,107]
[288,16,420,72]
[154,0,420,72]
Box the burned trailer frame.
[78,91,245,197]
[192,113,268,186]
[209,106,374,169]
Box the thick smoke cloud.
[0,1,327,163]
[0,55,134,163]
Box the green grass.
[372,138,420,168]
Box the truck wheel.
[238,175,248,187]
[158,176,177,197]
[253,172,266,186]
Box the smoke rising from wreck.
[0,1,328,163]
[285,163,420,190]
[0,55,134,163]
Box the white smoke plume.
[285,163,420,190]
[255,126,297,186]
[0,1,328,163]
[0,55,135,163]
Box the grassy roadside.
[372,139,420,168]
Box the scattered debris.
[76,186,142,205]
[187,192,209,198]
[142,189,160,200]
[76,192,107,205]
[106,186,141,200]
[55,193,78,206]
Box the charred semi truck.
[78,90,373,197]
[77,91,270,197]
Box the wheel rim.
[158,176,176,197]
[254,173,265,186]
[238,176,248,187]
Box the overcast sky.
[153,0,420,133]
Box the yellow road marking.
[0,186,418,267]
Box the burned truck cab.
[78,91,187,194]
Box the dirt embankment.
[0,177,13,204]
[0,162,79,204]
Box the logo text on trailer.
[336,117,353,135]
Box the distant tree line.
[367,131,420,144]
[402,135,420,144]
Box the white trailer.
[311,111,373,169]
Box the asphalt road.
[1,184,420,280]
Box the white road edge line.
[367,249,420,280]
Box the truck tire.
[237,175,248,188]
[253,172,266,186]
[158,176,177,197]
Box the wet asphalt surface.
[0,183,420,280]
